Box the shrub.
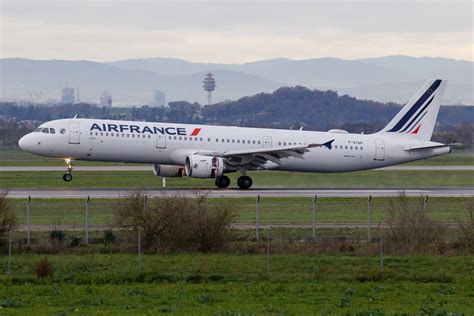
[456,200,474,250]
[70,236,81,247]
[116,191,235,251]
[49,229,65,243]
[35,257,54,279]
[103,229,117,245]
[385,193,445,253]
[0,190,17,240]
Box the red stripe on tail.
[411,125,421,134]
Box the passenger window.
[345,146,348,149]
[200,138,203,141]
[227,139,230,143]
[258,141,261,144]
[216,138,219,142]
[350,146,353,150]
[355,146,358,150]
[232,139,235,143]
[253,141,256,144]
[360,147,363,150]
[237,140,240,143]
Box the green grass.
[9,197,473,226]
[0,254,472,314]
[1,169,473,189]
[0,146,472,166]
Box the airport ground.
[0,254,473,314]
[1,147,473,314]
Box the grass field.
[0,146,472,166]
[0,254,472,314]
[1,169,473,189]
[8,196,473,233]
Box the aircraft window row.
[34,127,55,134]
[278,141,302,146]
[334,145,363,150]
[90,132,151,139]
[168,135,262,145]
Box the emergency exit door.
[156,134,167,149]
[374,138,385,161]
[68,122,80,144]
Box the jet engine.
[152,164,185,177]
[185,154,225,178]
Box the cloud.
[1,0,472,61]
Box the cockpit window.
[49,128,55,134]
[42,128,49,134]
[33,127,43,132]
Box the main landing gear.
[63,158,74,182]
[215,175,231,188]
[237,176,253,190]
[214,175,253,189]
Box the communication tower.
[202,73,216,105]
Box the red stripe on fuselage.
[190,128,201,136]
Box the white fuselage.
[19,118,450,173]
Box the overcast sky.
[1,0,472,62]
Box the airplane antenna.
[73,114,77,119]
[299,126,304,131]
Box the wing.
[197,139,334,169]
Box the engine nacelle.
[153,164,185,177]
[185,154,225,178]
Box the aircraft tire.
[215,175,230,188]
[237,176,253,189]
[63,173,72,182]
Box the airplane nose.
[18,134,31,151]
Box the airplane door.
[68,122,80,144]
[374,138,385,161]
[156,134,167,149]
[263,136,272,147]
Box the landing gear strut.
[237,176,253,190]
[215,175,230,189]
[63,158,74,182]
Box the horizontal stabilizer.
[404,143,450,151]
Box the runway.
[6,188,473,199]
[1,165,473,172]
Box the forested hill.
[202,86,472,132]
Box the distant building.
[153,89,166,107]
[61,87,75,104]
[100,90,112,107]
[202,73,216,105]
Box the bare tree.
[385,193,445,252]
[0,190,17,241]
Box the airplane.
[18,79,451,189]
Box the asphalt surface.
[0,165,473,172]
[6,188,473,199]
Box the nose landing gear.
[63,158,74,182]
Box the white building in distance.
[61,87,75,104]
[154,89,166,107]
[100,90,112,107]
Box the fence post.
[423,194,429,210]
[7,230,12,275]
[256,195,260,242]
[85,196,90,245]
[367,195,372,243]
[162,178,166,188]
[137,228,142,273]
[266,230,271,276]
[26,195,31,245]
[312,195,317,242]
[379,229,384,278]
